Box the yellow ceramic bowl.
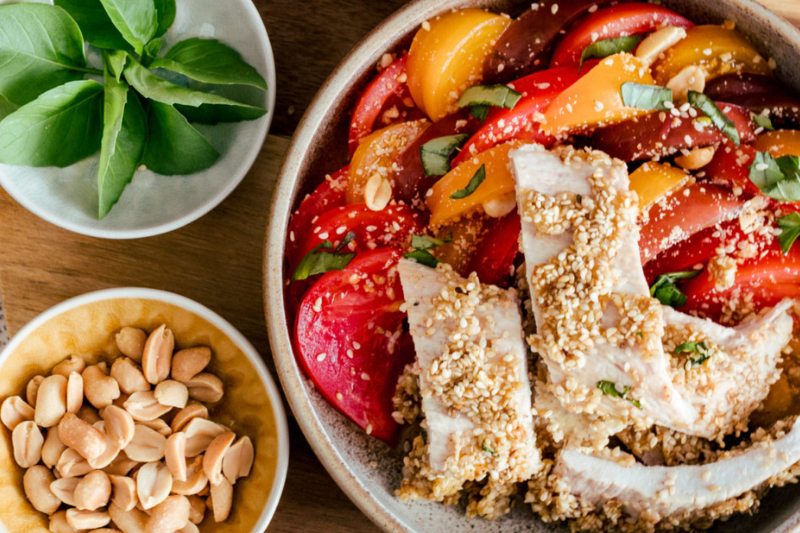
[0,288,288,533]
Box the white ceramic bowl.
[0,0,275,239]
[0,288,288,532]
[265,0,800,532]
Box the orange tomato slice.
[753,130,800,158]
[629,161,691,211]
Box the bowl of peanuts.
[0,288,288,533]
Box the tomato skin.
[294,248,414,444]
[704,143,759,196]
[705,73,800,130]
[461,210,521,287]
[550,3,693,68]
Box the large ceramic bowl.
[0,0,276,239]
[265,1,800,531]
[0,288,288,533]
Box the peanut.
[59,412,106,461]
[203,432,235,486]
[178,523,199,533]
[137,461,173,510]
[125,391,172,421]
[165,432,187,481]
[74,470,112,511]
[66,372,84,414]
[42,427,67,468]
[139,417,172,436]
[23,465,61,514]
[170,347,211,383]
[88,421,121,469]
[13,420,43,468]
[635,26,688,66]
[142,325,174,385]
[667,65,707,102]
[102,452,139,477]
[111,358,150,395]
[186,495,205,524]
[78,405,102,425]
[482,193,516,218]
[35,374,68,428]
[52,355,86,378]
[146,495,190,533]
[116,327,147,363]
[210,477,233,522]
[675,146,716,170]
[103,405,135,449]
[182,418,225,457]
[125,424,167,462]
[223,436,254,484]
[2,395,35,430]
[57,448,93,478]
[50,477,80,506]
[364,172,392,211]
[49,510,78,533]
[26,375,44,406]
[109,502,149,533]
[83,365,121,409]
[184,373,224,404]
[171,456,208,496]
[170,404,208,434]
[154,380,188,409]
[109,474,138,512]
[66,509,111,530]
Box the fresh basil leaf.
[778,212,800,254]
[458,85,521,111]
[403,249,441,268]
[419,134,469,177]
[674,341,710,365]
[0,80,103,167]
[581,35,643,66]
[649,270,700,307]
[142,37,164,67]
[450,165,486,200]
[150,38,268,90]
[470,105,490,122]
[106,50,128,81]
[411,233,453,251]
[0,3,89,105]
[748,151,800,203]
[142,100,220,175]
[97,56,147,219]
[597,380,641,409]
[124,56,266,124]
[98,0,158,55]
[153,0,176,38]
[334,231,356,252]
[620,82,672,111]
[688,91,740,146]
[481,440,496,454]
[292,241,356,281]
[752,113,774,131]
[54,0,132,50]
[0,94,17,122]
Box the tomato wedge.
[550,3,693,68]
[294,248,414,443]
[705,73,800,130]
[704,143,759,196]
[461,210,521,287]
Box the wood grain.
[0,1,799,532]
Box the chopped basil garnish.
[481,439,496,454]
[674,341,710,365]
[752,113,774,131]
[450,165,486,200]
[403,249,441,268]
[420,427,428,445]
[420,134,469,177]
[292,241,356,281]
[748,151,800,203]
[457,85,522,119]
[334,231,356,252]
[778,212,800,254]
[470,104,490,121]
[411,233,453,251]
[597,380,642,409]
[620,82,672,111]
[649,270,701,307]
[688,91,740,146]
[581,36,643,67]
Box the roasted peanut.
[13,420,43,468]
[170,404,208,434]
[146,495,190,533]
[675,146,716,170]
[142,325,174,385]
[182,418,225,457]
[109,474,138,512]
[203,432,235,486]
[667,65,707,102]
[78,405,103,425]
[125,424,167,462]
[26,375,44,407]
[49,510,78,533]
[184,373,224,404]
[111,357,150,396]
[23,465,61,514]
[102,451,139,477]
[139,417,172,436]
[59,412,106,461]
[210,477,233,522]
[42,427,67,468]
[57,447,94,478]
[154,381,188,409]
[137,461,173,509]
[50,477,80,506]
[66,509,111,530]
[35,374,68,428]
[186,495,205,524]
[165,432,187,482]
[102,405,136,449]
[635,26,688,66]
[116,327,147,363]
[178,523,199,533]
[125,391,172,421]
[223,436,254,484]
[482,192,517,218]
[88,421,121,469]
[109,502,149,533]
[66,372,84,414]
[171,456,208,496]
[364,172,392,211]
[83,365,121,409]
[2,395,35,430]
[52,355,86,378]
[170,347,211,383]
[74,470,112,511]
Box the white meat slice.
[555,418,800,519]
[398,259,539,479]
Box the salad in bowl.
[279,1,800,530]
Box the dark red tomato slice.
[461,210,521,287]
[704,143,760,196]
[592,103,756,161]
[639,183,747,263]
[348,56,424,158]
[705,72,777,99]
[451,67,586,167]
[550,3,693,67]
[483,0,618,84]
[294,248,414,443]
[704,73,800,129]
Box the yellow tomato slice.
[347,120,429,204]
[653,25,772,85]
[407,9,511,122]
[753,130,800,157]
[541,53,655,135]
[426,140,527,227]
[629,161,690,211]
[432,215,485,272]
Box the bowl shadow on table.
[0,297,280,533]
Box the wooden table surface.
[0,0,798,531]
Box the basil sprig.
[748,151,800,203]
[649,270,700,307]
[0,1,268,219]
[778,212,800,254]
[597,380,642,409]
[674,341,710,366]
[450,165,486,200]
[420,134,469,177]
[688,91,740,146]
[292,240,357,281]
[581,36,643,67]
[620,82,672,111]
[404,233,453,268]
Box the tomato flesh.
[461,210,522,287]
[294,248,414,443]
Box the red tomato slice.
[461,210,522,287]
[550,3,693,67]
[348,56,424,158]
[704,143,760,196]
[639,182,747,263]
[294,248,414,443]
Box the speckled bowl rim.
[265,1,800,532]
[0,288,289,533]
